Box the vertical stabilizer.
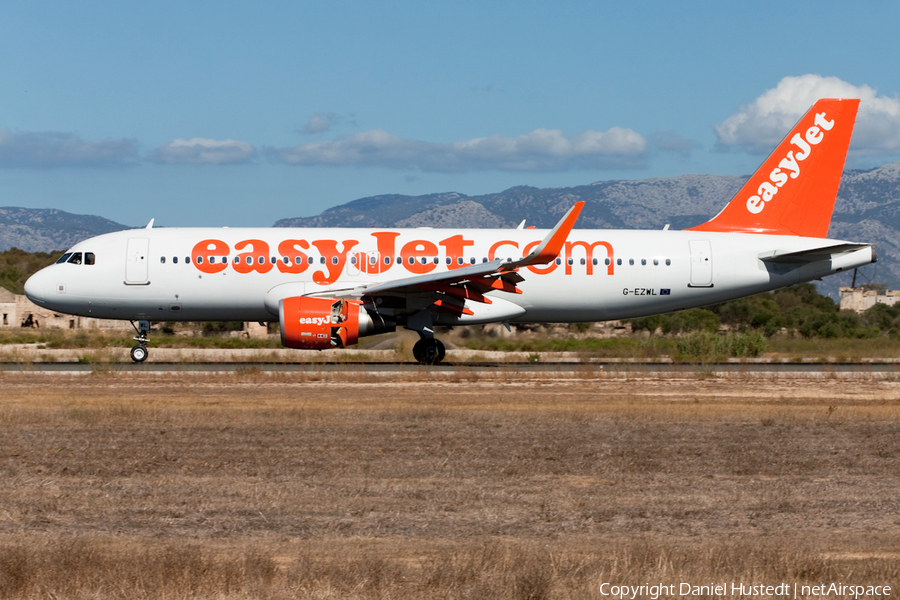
[688,98,859,237]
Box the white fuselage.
[24,226,874,325]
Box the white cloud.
[716,75,900,155]
[268,127,647,172]
[0,129,138,168]
[149,138,256,165]
[301,112,356,135]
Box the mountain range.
[0,207,129,255]
[4,162,899,298]
[274,162,900,297]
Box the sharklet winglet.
[500,201,584,271]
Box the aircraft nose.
[24,269,51,305]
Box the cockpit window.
[85,252,95,265]
[67,252,83,265]
[56,253,73,264]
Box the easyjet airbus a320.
[24,99,875,364]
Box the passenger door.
[688,240,713,287]
[125,238,150,284]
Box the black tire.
[413,339,445,365]
[130,345,148,363]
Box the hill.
[276,163,900,295]
[0,207,130,254]
[3,163,898,297]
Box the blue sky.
[2,0,899,227]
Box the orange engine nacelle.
[279,297,362,349]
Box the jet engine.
[279,296,394,349]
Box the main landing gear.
[412,337,445,365]
[130,320,151,363]
[406,309,445,365]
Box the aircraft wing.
[344,202,584,315]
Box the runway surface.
[1,360,898,374]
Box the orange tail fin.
[688,98,859,237]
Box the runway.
[1,360,898,374]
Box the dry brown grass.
[1,371,899,598]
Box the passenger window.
[555,258,561,265]
[629,259,634,266]
[666,258,671,266]
[56,253,73,264]
[173,256,178,264]
[605,258,610,266]
[320,257,326,264]
[294,256,302,265]
[370,256,377,265]
[470,257,475,265]
[641,259,647,265]
[350,256,357,265]
[384,256,391,265]
[85,253,95,265]
[331,256,338,265]
[592,258,598,266]
[616,259,622,266]
[160,257,166,264]
[567,258,573,266]
[197,256,204,264]
[270,257,277,264]
[458,257,464,265]
[308,256,314,265]
[653,259,659,266]
[184,257,189,264]
[445,257,451,265]
[67,252,83,265]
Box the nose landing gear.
[130,320,151,363]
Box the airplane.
[24,98,875,364]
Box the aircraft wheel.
[413,338,445,365]
[130,344,149,363]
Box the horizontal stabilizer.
[759,243,875,264]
